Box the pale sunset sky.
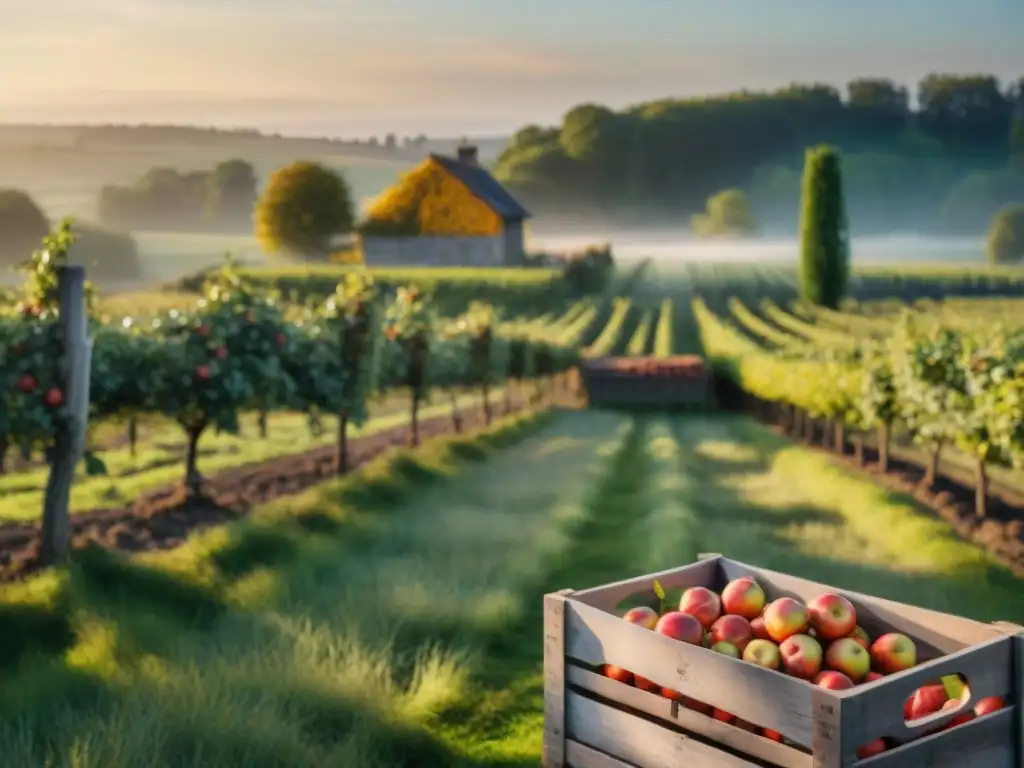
[2,0,1022,138]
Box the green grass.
[0,387,500,522]
[1,410,1022,766]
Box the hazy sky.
[2,0,1022,138]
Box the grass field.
[1,409,1021,765]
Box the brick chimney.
[457,144,478,166]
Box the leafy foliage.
[987,204,1024,264]
[798,146,850,309]
[256,161,355,258]
[691,189,757,238]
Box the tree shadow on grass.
[667,416,1024,625]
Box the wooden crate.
[580,357,713,410]
[543,554,1024,768]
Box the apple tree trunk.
[975,458,989,519]
[410,391,421,447]
[0,436,7,475]
[183,422,208,496]
[483,380,492,425]
[128,417,138,458]
[336,410,349,475]
[853,435,864,466]
[834,421,846,455]
[258,410,268,439]
[450,392,463,433]
[923,442,942,489]
[877,421,890,473]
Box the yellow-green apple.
[656,611,705,645]
[711,641,740,658]
[623,606,659,629]
[906,684,947,721]
[601,665,633,684]
[847,626,871,650]
[870,633,917,675]
[813,670,854,690]
[974,696,1005,716]
[763,598,809,643]
[678,587,722,629]
[762,728,782,742]
[710,615,754,653]
[807,593,858,641]
[779,634,823,679]
[742,639,782,670]
[856,739,887,758]
[824,638,871,682]
[750,615,770,640]
[721,576,766,619]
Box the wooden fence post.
[40,266,92,566]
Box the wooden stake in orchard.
[798,145,850,310]
[40,266,93,565]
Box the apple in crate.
[857,739,887,758]
[975,696,1005,716]
[763,598,809,643]
[710,615,754,653]
[634,675,659,692]
[720,576,766,619]
[847,626,871,650]
[864,671,884,683]
[750,615,770,640]
[813,670,854,690]
[906,684,947,721]
[656,611,705,645]
[678,587,722,629]
[807,593,857,641]
[711,641,740,658]
[600,665,634,684]
[870,633,917,674]
[940,698,975,729]
[762,728,783,743]
[824,638,871,682]
[623,605,659,629]
[742,639,781,670]
[779,634,823,679]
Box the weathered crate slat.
[543,555,1024,768]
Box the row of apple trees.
[0,225,583,495]
[694,298,1024,519]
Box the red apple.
[856,739,887,758]
[974,696,1005,717]
[721,576,766,619]
[44,387,63,407]
[195,365,211,381]
[633,675,658,693]
[807,593,857,641]
[196,324,211,336]
[601,665,633,684]
[846,626,871,650]
[215,345,228,359]
[276,331,287,346]
[734,718,760,734]
[864,671,884,683]
[682,695,713,715]
[762,728,782,742]
[17,374,37,393]
[870,633,917,675]
[711,641,739,658]
[779,634,823,679]
[906,684,947,721]
[813,670,854,690]
[623,606,659,629]
[742,639,781,670]
[941,698,975,729]
[825,638,871,682]
[710,615,754,653]
[712,709,735,724]
[678,587,722,629]
[661,687,682,701]
[656,611,705,645]
[763,598,809,643]
[750,615,770,639]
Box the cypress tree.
[798,145,849,308]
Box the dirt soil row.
[0,396,550,583]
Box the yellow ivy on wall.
[363,159,503,236]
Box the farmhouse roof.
[429,150,531,221]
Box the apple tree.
[382,286,436,446]
[857,352,899,472]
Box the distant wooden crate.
[543,554,1024,768]
[580,355,713,410]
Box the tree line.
[495,74,1024,234]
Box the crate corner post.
[543,588,573,768]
